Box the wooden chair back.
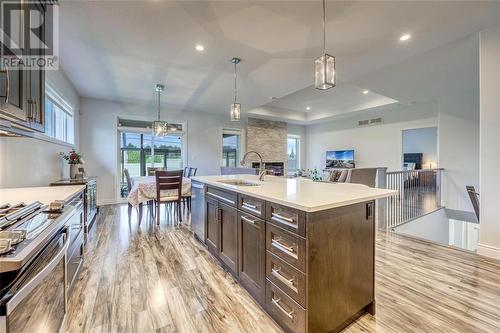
[184,167,197,178]
[124,169,132,192]
[148,167,166,176]
[155,170,183,201]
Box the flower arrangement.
[60,150,84,165]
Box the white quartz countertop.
[0,185,85,206]
[191,175,396,212]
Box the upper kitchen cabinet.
[0,1,46,132]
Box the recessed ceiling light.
[306,106,311,111]
[195,44,204,51]
[399,34,411,41]
[363,90,369,94]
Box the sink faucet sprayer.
[240,151,266,181]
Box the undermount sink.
[217,179,261,187]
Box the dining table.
[127,176,192,220]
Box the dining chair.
[182,167,197,211]
[148,167,166,176]
[155,170,183,225]
[124,168,135,218]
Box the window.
[119,131,184,197]
[44,85,74,144]
[222,129,241,167]
[287,135,300,174]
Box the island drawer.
[266,280,306,333]
[266,223,306,272]
[238,194,265,219]
[266,252,306,307]
[206,186,237,207]
[266,202,306,237]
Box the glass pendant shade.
[230,103,241,122]
[315,53,335,90]
[152,120,168,137]
[152,83,168,136]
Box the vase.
[70,164,79,179]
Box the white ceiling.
[58,1,500,124]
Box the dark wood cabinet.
[218,203,238,274]
[0,1,45,132]
[205,196,219,254]
[238,212,265,301]
[202,184,376,333]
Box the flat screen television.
[326,150,355,169]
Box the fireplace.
[252,162,284,176]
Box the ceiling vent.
[358,117,383,127]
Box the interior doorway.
[402,127,438,170]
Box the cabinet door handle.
[271,237,297,259]
[242,202,258,211]
[241,215,257,225]
[271,267,296,290]
[271,213,296,228]
[271,296,294,320]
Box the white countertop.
[0,185,86,206]
[191,175,397,212]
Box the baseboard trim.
[477,243,500,260]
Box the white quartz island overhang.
[191,174,396,213]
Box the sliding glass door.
[120,132,183,197]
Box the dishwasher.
[190,181,206,243]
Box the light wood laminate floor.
[66,204,500,333]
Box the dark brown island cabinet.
[50,177,98,233]
[198,184,376,333]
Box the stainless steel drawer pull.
[242,202,260,213]
[271,296,294,320]
[271,213,297,229]
[271,238,298,259]
[241,216,257,224]
[242,202,258,210]
[207,192,235,206]
[271,267,296,290]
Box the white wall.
[305,90,479,213]
[438,90,480,212]
[306,102,439,172]
[0,68,80,188]
[402,127,438,168]
[478,25,500,260]
[79,98,250,204]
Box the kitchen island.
[191,175,395,333]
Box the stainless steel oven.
[0,227,69,333]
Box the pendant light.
[152,84,168,136]
[314,0,335,90]
[230,57,241,121]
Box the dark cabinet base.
[202,185,376,333]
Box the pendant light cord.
[323,0,326,54]
[233,61,237,104]
[157,89,161,121]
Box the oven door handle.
[6,227,69,315]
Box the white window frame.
[43,84,75,145]
[287,134,301,175]
[221,128,244,167]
